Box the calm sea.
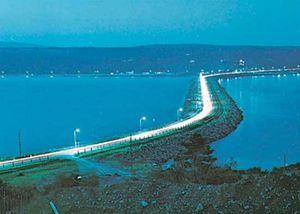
[0,75,192,158]
[212,75,300,170]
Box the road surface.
[1,68,299,168]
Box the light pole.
[139,116,146,131]
[177,108,183,120]
[18,130,22,157]
[74,128,80,148]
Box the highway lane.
[1,68,299,168]
[0,73,212,168]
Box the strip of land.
[1,67,300,213]
[1,67,300,169]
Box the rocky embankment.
[1,76,299,213]
[101,76,243,165]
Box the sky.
[0,0,299,47]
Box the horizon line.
[1,41,300,48]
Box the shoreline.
[1,68,300,170]
[0,73,212,168]
[1,69,300,213]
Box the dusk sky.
[0,0,299,47]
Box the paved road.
[1,68,299,168]
[0,73,212,168]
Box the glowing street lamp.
[177,108,183,120]
[139,116,146,131]
[74,128,80,148]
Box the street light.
[74,128,80,148]
[139,116,146,131]
[177,108,183,120]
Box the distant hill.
[0,41,42,47]
[0,44,299,74]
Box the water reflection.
[213,75,300,170]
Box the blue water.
[212,75,300,170]
[0,75,192,158]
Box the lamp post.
[177,108,183,120]
[18,130,22,157]
[139,116,146,131]
[74,128,80,148]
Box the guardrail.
[1,67,299,170]
[0,73,212,169]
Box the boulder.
[140,200,148,208]
[161,159,174,171]
[195,202,204,212]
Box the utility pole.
[130,134,133,174]
[18,130,22,157]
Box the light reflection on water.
[212,75,300,170]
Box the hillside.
[0,44,300,74]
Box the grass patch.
[0,159,77,187]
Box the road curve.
[0,73,213,167]
[1,68,299,168]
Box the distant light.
[75,128,80,133]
